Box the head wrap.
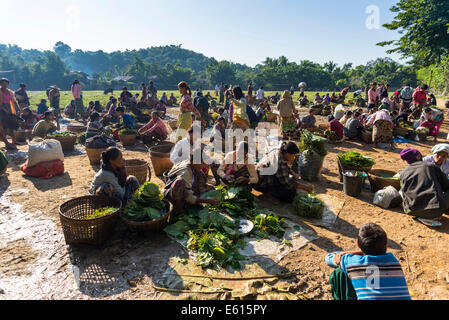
[400,148,422,164]
[431,144,449,155]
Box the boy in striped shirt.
[325,223,411,300]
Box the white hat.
[431,144,449,155]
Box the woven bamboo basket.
[266,113,278,122]
[125,159,150,185]
[367,169,401,193]
[120,200,172,233]
[361,130,373,144]
[337,157,373,182]
[119,133,137,147]
[168,120,178,130]
[149,143,175,176]
[67,125,87,134]
[86,147,107,165]
[393,127,411,137]
[59,195,122,246]
[14,130,32,143]
[49,135,77,151]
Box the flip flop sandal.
[413,217,443,228]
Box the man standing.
[48,85,61,118]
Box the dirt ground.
[0,104,448,300]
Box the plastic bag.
[21,160,64,179]
[27,138,64,167]
[373,186,402,209]
[298,150,325,181]
[85,134,116,149]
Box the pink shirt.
[367,110,392,126]
[1,90,11,104]
[142,118,168,136]
[71,84,81,99]
[368,89,378,105]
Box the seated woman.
[138,111,168,146]
[210,116,226,147]
[299,96,309,107]
[420,107,444,141]
[89,147,140,205]
[64,100,76,118]
[423,144,449,175]
[322,94,331,106]
[314,93,322,105]
[366,107,395,150]
[400,148,449,223]
[113,106,136,140]
[344,112,364,140]
[168,93,177,107]
[154,101,167,117]
[93,101,104,114]
[301,109,317,129]
[327,115,344,140]
[339,111,353,126]
[164,151,220,216]
[160,92,168,105]
[36,99,49,116]
[86,112,107,139]
[31,111,60,139]
[217,141,258,187]
[254,142,313,202]
[20,108,40,131]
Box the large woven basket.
[337,157,373,182]
[361,130,373,144]
[119,133,137,147]
[14,130,32,143]
[59,196,122,246]
[168,120,178,130]
[266,113,278,122]
[125,159,150,185]
[149,142,175,176]
[393,127,411,137]
[67,125,87,134]
[367,169,401,193]
[49,135,77,151]
[120,200,172,233]
[86,147,107,165]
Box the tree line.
[1,0,447,94]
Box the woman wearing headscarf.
[400,148,449,223]
[0,78,20,150]
[176,81,201,141]
[20,108,40,131]
[366,106,395,150]
[254,141,313,202]
[277,90,298,139]
[423,144,449,175]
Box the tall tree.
[378,0,449,66]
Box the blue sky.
[4,0,402,67]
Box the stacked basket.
[125,159,150,185]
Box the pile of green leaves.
[252,212,285,239]
[202,186,256,218]
[123,182,167,222]
[324,130,340,142]
[77,133,86,145]
[299,130,328,157]
[85,207,118,220]
[293,193,324,219]
[119,128,138,135]
[338,151,375,168]
[164,207,245,269]
[49,131,76,137]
